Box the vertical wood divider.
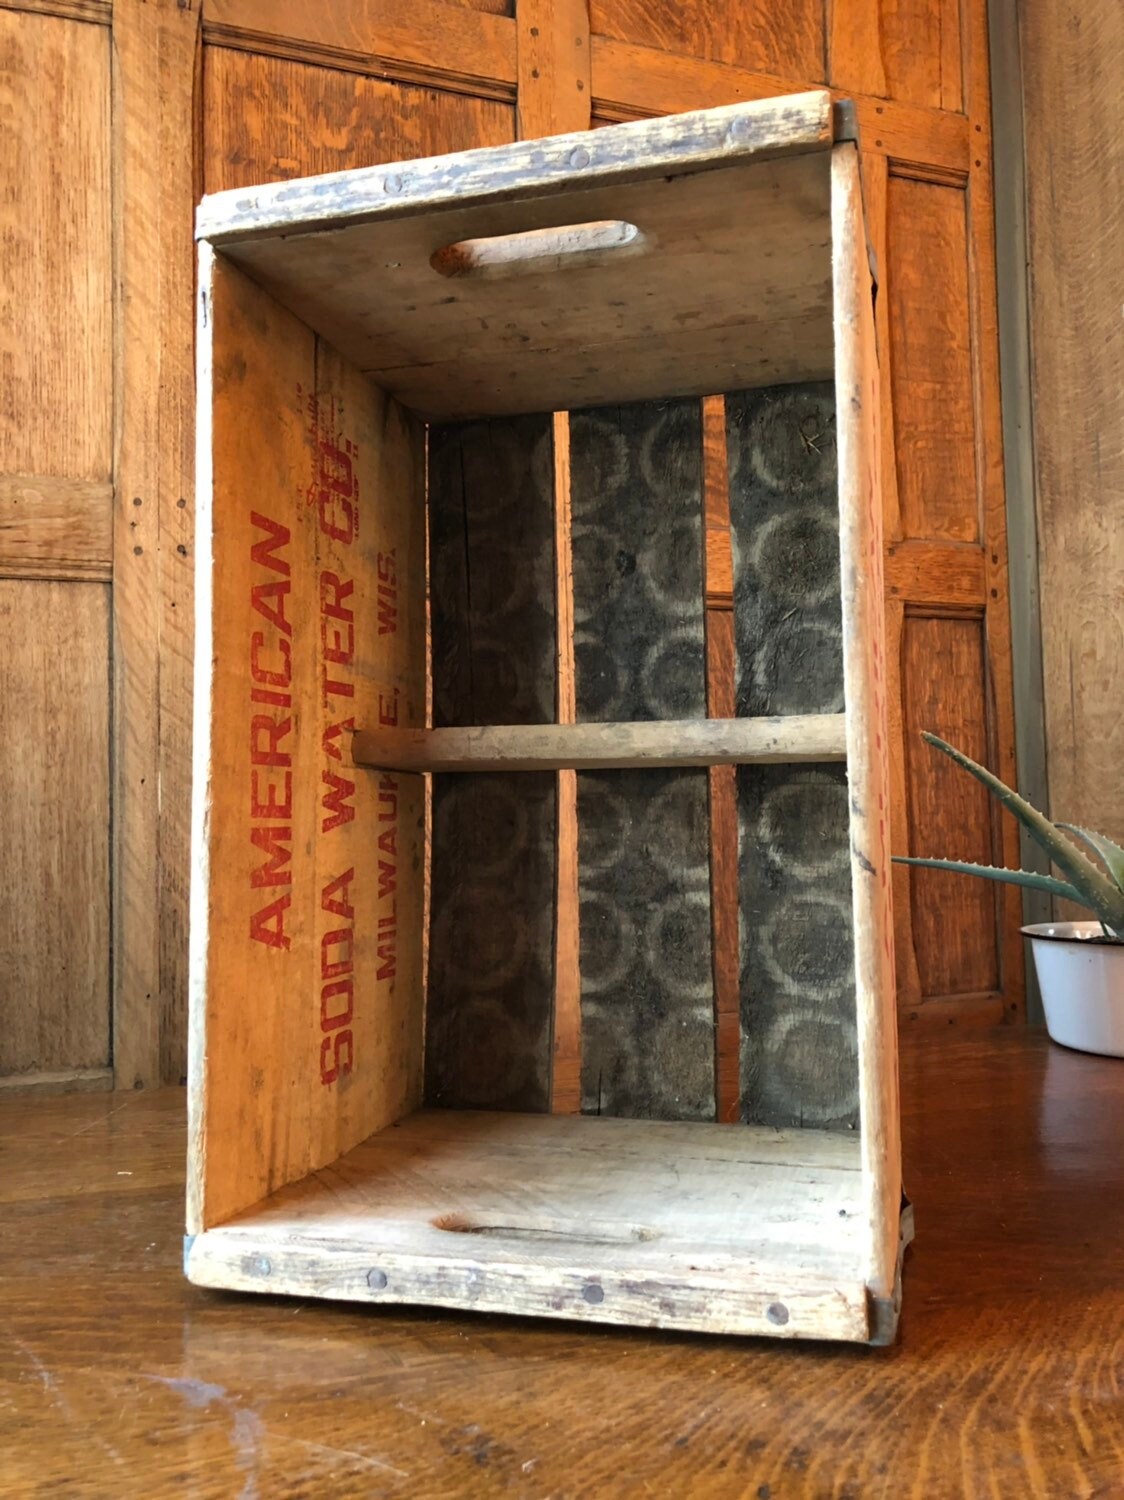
[963,0,1026,1018]
[702,396,741,1123]
[517,0,589,1113]
[516,0,592,139]
[113,0,201,1088]
[551,410,582,1112]
[421,435,432,1017]
[863,150,921,1006]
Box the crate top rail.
[195,91,843,421]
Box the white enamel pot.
[1022,920,1124,1057]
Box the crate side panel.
[191,256,425,1230]
[570,400,714,1120]
[832,144,900,1298]
[727,382,859,1129]
[426,416,557,1110]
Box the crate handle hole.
[430,220,647,280]
[433,1211,657,1245]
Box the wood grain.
[590,0,824,82]
[154,0,201,1091]
[884,539,986,606]
[190,252,426,1230]
[354,716,849,771]
[112,0,200,1092]
[5,1029,1123,1494]
[884,596,922,1004]
[202,0,518,102]
[448,0,511,12]
[197,89,833,239]
[0,581,110,1075]
[902,614,1000,1001]
[0,7,111,480]
[188,1108,870,1341]
[961,0,1026,1014]
[0,1067,112,1095]
[551,413,582,1115]
[862,146,924,1006]
[0,476,112,582]
[832,144,900,1302]
[1020,0,1124,875]
[516,0,590,139]
[702,397,739,1122]
[201,148,837,421]
[829,0,963,111]
[589,36,971,175]
[1,0,110,22]
[886,173,978,543]
[202,45,515,195]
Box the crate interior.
[424,389,856,1131]
[190,106,890,1338]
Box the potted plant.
[896,733,1124,1057]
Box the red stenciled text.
[305,390,362,1084]
[377,548,397,636]
[248,511,294,951]
[319,866,355,1085]
[376,775,399,982]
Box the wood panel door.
[0,0,1023,1089]
[0,6,113,1094]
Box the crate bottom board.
[186,1109,877,1341]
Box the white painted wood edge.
[831,144,902,1302]
[186,242,216,1237]
[196,91,833,244]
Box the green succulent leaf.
[919,733,1124,933]
[1056,824,1124,894]
[892,857,1087,905]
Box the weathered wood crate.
[186,90,908,1344]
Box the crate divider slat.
[350,714,849,774]
[186,89,906,1345]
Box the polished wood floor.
[1,1028,1122,1497]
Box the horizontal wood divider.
[1,0,111,24]
[589,37,970,176]
[0,1067,113,1096]
[202,0,518,103]
[353,715,848,773]
[885,539,986,606]
[0,475,113,582]
[709,535,986,612]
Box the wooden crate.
[185,90,908,1344]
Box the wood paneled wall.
[0,0,1024,1090]
[1019,0,1124,855]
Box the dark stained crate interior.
[425,385,856,1128]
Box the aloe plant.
[894,732,1124,941]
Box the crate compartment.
[186,1111,870,1341]
[188,90,905,1343]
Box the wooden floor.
[2,1030,1122,1497]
